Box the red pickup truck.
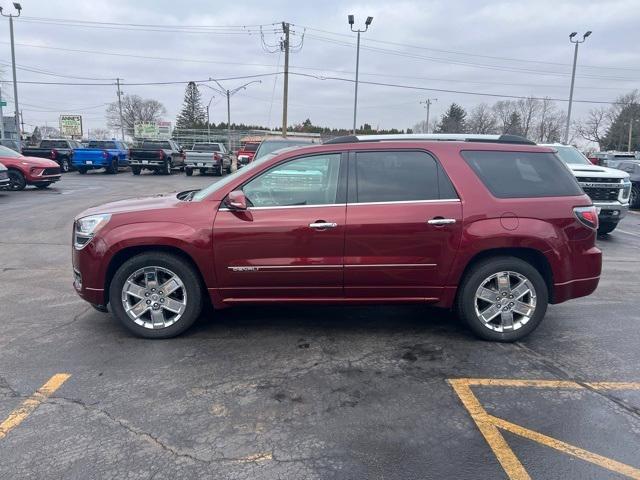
[236,141,259,168]
[72,134,601,341]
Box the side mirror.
[226,190,248,210]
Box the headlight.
[74,214,111,249]
[621,179,632,201]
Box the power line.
[301,32,640,82]
[294,23,640,73]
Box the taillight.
[158,149,165,159]
[102,150,109,159]
[574,206,599,230]
[213,153,221,162]
[50,148,58,159]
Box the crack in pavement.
[513,342,640,419]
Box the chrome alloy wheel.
[121,266,187,329]
[473,271,537,333]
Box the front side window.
[242,153,341,207]
[461,150,583,198]
[353,151,450,203]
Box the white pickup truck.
[543,144,632,235]
[184,143,232,177]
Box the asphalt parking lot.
[1,170,639,479]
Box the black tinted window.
[354,151,447,203]
[461,151,583,198]
[142,141,171,149]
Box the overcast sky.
[1,0,639,135]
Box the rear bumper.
[552,246,602,303]
[73,160,109,168]
[186,161,221,169]
[130,160,164,167]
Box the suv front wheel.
[456,256,548,342]
[109,252,203,338]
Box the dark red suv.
[72,134,601,341]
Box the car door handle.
[427,218,456,225]
[309,222,338,229]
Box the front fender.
[93,221,215,289]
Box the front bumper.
[594,202,629,223]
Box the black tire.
[34,183,51,189]
[163,159,172,175]
[185,168,193,177]
[630,184,640,209]
[597,222,617,235]
[109,252,203,339]
[60,158,71,173]
[216,166,223,176]
[456,256,548,342]
[7,169,26,191]
[77,167,88,174]
[131,166,141,176]
[106,157,118,174]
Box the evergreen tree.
[435,103,467,133]
[602,102,640,151]
[504,111,525,136]
[176,82,206,130]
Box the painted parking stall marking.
[0,374,71,440]
[448,378,640,480]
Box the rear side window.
[461,150,583,198]
[352,151,456,203]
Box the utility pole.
[1,3,23,145]
[0,84,5,140]
[226,89,231,150]
[20,109,24,133]
[420,98,437,134]
[281,22,290,137]
[565,30,592,144]
[348,15,373,135]
[116,78,125,141]
[206,95,214,143]
[628,118,638,152]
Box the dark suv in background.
[72,134,601,342]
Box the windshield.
[192,144,221,152]
[87,141,117,149]
[0,145,22,158]
[242,143,259,152]
[192,153,279,201]
[141,141,171,149]
[254,140,311,161]
[553,146,591,165]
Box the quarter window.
[461,150,583,198]
[353,151,454,203]
[242,153,341,207]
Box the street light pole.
[206,95,214,142]
[1,3,23,146]
[420,98,437,134]
[348,15,373,135]
[564,30,591,144]
[201,79,261,152]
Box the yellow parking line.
[491,415,640,479]
[449,378,640,479]
[0,374,71,440]
[448,379,530,479]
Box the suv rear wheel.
[109,252,203,338]
[457,256,548,342]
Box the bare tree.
[106,94,166,136]
[575,107,610,147]
[88,128,111,140]
[515,97,541,138]
[493,100,517,134]
[536,97,565,143]
[467,103,497,134]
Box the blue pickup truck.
[73,140,129,174]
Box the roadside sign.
[134,121,159,138]
[59,115,83,137]
[157,121,172,139]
